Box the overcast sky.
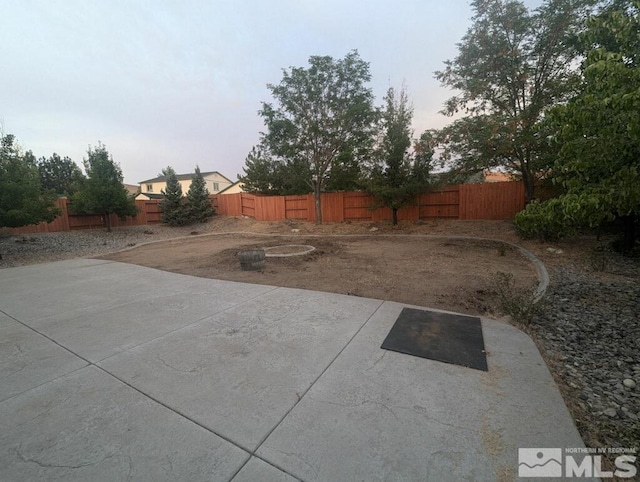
[1,0,542,185]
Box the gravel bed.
[531,262,640,451]
[0,224,221,268]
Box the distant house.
[123,184,140,196]
[135,192,164,201]
[138,171,233,199]
[217,180,245,195]
[483,171,513,183]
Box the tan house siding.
[139,171,233,196]
[217,181,245,195]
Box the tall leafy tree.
[0,134,59,228]
[519,0,640,251]
[250,50,377,223]
[435,0,587,201]
[362,87,433,225]
[159,166,187,226]
[71,143,137,232]
[37,153,84,196]
[240,146,311,195]
[184,166,215,223]
[325,149,362,192]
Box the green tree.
[240,146,311,195]
[0,134,59,228]
[159,166,187,226]
[71,143,137,232]
[184,166,215,223]
[240,146,279,194]
[362,87,433,225]
[435,0,587,201]
[250,50,377,223]
[517,0,640,251]
[325,148,362,192]
[37,153,84,196]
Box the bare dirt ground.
[99,218,539,316]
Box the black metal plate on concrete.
[381,308,488,371]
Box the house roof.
[136,192,164,200]
[123,183,140,195]
[217,180,243,195]
[139,171,232,184]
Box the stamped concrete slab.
[28,283,275,363]
[0,259,277,324]
[0,258,110,283]
[0,259,591,481]
[0,260,166,321]
[0,365,249,482]
[231,457,300,482]
[257,301,589,481]
[0,312,87,402]
[100,288,383,451]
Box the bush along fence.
[8,181,525,234]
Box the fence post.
[59,198,70,231]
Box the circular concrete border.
[263,244,316,258]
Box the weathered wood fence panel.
[214,181,525,222]
[240,193,255,218]
[459,181,525,220]
[284,195,309,220]
[7,182,525,234]
[8,199,164,234]
[418,188,460,219]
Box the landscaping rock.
[531,264,640,447]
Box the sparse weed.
[588,245,611,272]
[492,271,545,325]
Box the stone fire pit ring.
[263,245,316,258]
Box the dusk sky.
[2,0,542,185]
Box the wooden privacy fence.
[214,182,526,223]
[8,182,525,234]
[8,198,164,234]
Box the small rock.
[291,229,300,233]
[603,408,618,418]
[623,378,636,389]
[369,227,379,232]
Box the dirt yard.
[99,223,539,316]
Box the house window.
[212,182,219,192]
[146,184,153,192]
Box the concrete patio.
[0,258,590,481]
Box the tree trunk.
[522,170,535,203]
[104,213,112,232]
[621,215,637,253]
[392,207,398,226]
[314,182,322,225]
